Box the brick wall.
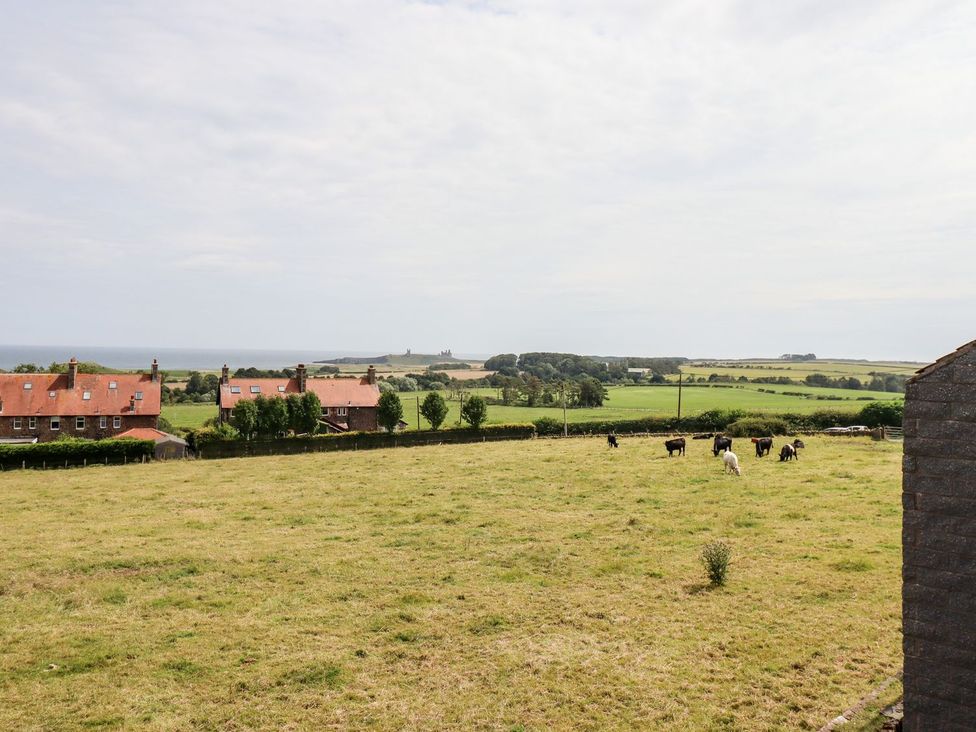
[0,414,158,442]
[903,345,976,730]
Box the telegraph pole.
[677,369,683,420]
[417,396,421,431]
[561,382,568,437]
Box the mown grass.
[0,436,902,730]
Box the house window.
[50,417,60,431]
[250,385,261,393]
[76,416,85,430]
[322,407,331,416]
[28,417,36,429]
[113,416,122,429]
[337,407,348,417]
[83,391,91,400]
[278,385,286,392]
[23,382,32,390]
[109,381,118,389]
[13,417,22,430]
[99,416,107,429]
[134,391,143,400]
[230,386,241,394]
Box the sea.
[0,345,382,371]
[0,345,489,371]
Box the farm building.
[0,358,161,442]
[117,427,189,459]
[902,338,976,729]
[217,363,381,432]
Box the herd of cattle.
[635,434,807,476]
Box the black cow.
[607,433,618,448]
[754,437,773,458]
[779,443,797,461]
[792,438,805,450]
[712,436,733,456]
[665,437,686,457]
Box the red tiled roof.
[117,427,186,444]
[0,373,161,417]
[218,377,380,409]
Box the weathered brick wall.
[903,346,976,730]
[0,414,157,442]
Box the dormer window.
[230,386,241,394]
[134,391,143,400]
[49,391,56,398]
[278,386,286,392]
[23,382,32,390]
[83,391,91,400]
[250,386,261,393]
[109,381,118,389]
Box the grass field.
[162,383,904,432]
[681,359,922,381]
[0,436,902,730]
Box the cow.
[665,437,686,457]
[607,433,618,448]
[712,436,733,456]
[779,443,797,461]
[792,438,805,450]
[753,437,773,458]
[723,451,741,475]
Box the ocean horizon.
[0,345,487,371]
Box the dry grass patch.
[0,436,901,730]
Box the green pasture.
[680,359,922,381]
[0,436,902,730]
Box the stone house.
[0,358,161,442]
[902,339,976,729]
[217,364,381,432]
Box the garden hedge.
[0,438,155,470]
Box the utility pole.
[561,382,568,437]
[417,396,421,431]
[458,392,464,426]
[677,369,683,420]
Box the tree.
[420,392,449,430]
[857,401,904,427]
[233,400,258,440]
[285,393,304,433]
[523,375,543,406]
[484,353,518,371]
[255,396,289,437]
[13,363,41,373]
[186,371,205,395]
[576,376,608,407]
[298,391,321,434]
[460,395,488,429]
[377,391,404,433]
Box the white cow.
[723,450,741,476]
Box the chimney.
[221,364,229,386]
[129,396,136,413]
[67,357,78,389]
[296,363,307,393]
[151,358,159,382]
[366,365,377,385]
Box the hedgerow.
[0,438,155,470]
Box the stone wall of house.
[0,414,158,442]
[902,345,976,730]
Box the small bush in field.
[701,541,732,586]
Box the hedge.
[0,438,155,470]
[533,409,864,437]
[196,424,536,460]
[724,417,791,437]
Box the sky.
[1,1,974,361]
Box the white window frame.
[250,385,261,394]
[134,391,143,400]
[23,382,32,390]
[99,416,107,429]
[50,416,60,431]
[113,416,122,429]
[108,380,118,389]
[322,407,331,416]
[82,391,91,400]
[277,385,286,392]
[28,417,36,430]
[13,417,22,430]
[337,407,348,417]
[230,386,241,394]
[76,416,85,430]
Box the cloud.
[0,0,973,358]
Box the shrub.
[0,438,154,469]
[724,417,790,437]
[533,417,563,436]
[232,400,258,440]
[420,392,449,430]
[857,401,904,427]
[377,391,404,432]
[460,395,488,429]
[701,541,732,586]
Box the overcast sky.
[1,1,973,361]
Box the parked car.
[823,426,851,434]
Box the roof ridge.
[910,338,976,383]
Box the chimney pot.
[221,364,230,386]
[67,357,79,389]
[366,365,377,385]
[151,358,159,382]
[296,363,307,393]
